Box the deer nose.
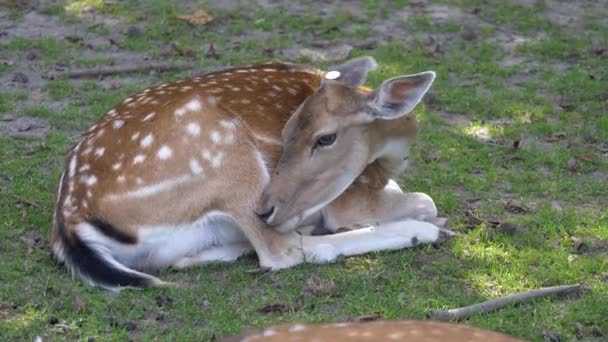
[256,206,275,224]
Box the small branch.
[66,62,195,79]
[429,284,581,321]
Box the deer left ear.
[367,71,436,120]
[323,56,377,88]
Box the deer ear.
[367,71,435,120]
[323,56,377,88]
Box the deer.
[222,319,524,342]
[50,56,454,291]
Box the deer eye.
[315,133,337,147]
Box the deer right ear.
[366,71,435,120]
[324,56,377,88]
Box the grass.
[1,0,607,341]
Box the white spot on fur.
[175,108,186,117]
[262,329,277,337]
[142,112,156,122]
[79,164,90,172]
[157,145,172,160]
[109,174,192,199]
[85,175,97,186]
[224,134,235,144]
[133,154,146,164]
[186,99,202,111]
[112,162,122,171]
[288,324,306,332]
[131,132,140,141]
[112,120,124,129]
[140,133,154,148]
[271,85,282,91]
[202,150,224,168]
[186,122,201,136]
[219,120,236,130]
[68,155,77,177]
[207,96,217,105]
[117,175,126,183]
[189,159,204,175]
[210,131,221,144]
[94,147,105,157]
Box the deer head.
[255,57,436,231]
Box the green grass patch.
[1,0,607,341]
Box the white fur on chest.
[371,139,411,175]
[77,211,246,270]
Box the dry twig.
[429,284,581,321]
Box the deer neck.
[367,115,418,178]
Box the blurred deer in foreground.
[222,320,523,342]
[51,56,453,290]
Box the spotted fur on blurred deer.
[51,57,453,290]
[223,319,523,342]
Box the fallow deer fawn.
[51,56,454,290]
[223,320,523,342]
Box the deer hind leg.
[173,242,253,269]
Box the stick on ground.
[429,284,581,321]
[66,62,195,79]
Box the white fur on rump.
[76,211,248,272]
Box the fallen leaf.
[244,267,269,275]
[504,200,529,214]
[465,208,484,227]
[155,294,172,307]
[545,132,567,142]
[19,231,42,248]
[13,196,40,208]
[591,326,604,337]
[120,321,137,332]
[592,47,606,57]
[301,276,337,297]
[571,236,583,252]
[177,10,213,26]
[567,157,577,172]
[49,323,70,333]
[262,46,275,56]
[575,155,598,164]
[556,96,575,110]
[542,330,563,342]
[496,222,517,235]
[74,294,86,312]
[346,314,380,322]
[513,139,521,150]
[258,303,289,314]
[205,44,220,59]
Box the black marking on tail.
[53,163,154,289]
[87,218,137,244]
